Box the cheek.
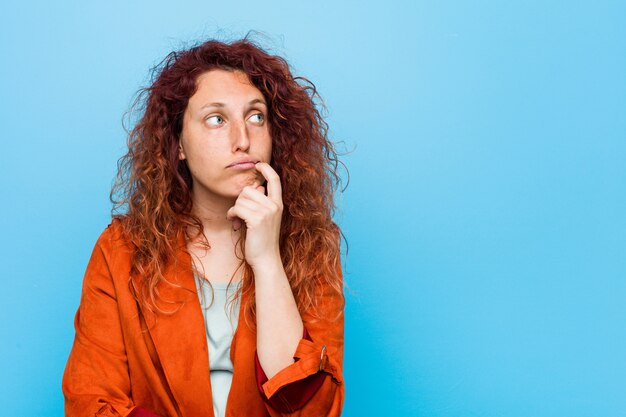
[263,136,273,160]
[185,153,221,182]
[254,125,272,153]
[186,141,218,166]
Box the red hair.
[111,34,348,328]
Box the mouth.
[226,158,259,170]
[228,162,257,170]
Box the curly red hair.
[111,34,348,328]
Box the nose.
[231,119,250,152]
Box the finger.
[254,162,282,204]
[227,199,259,221]
[226,204,258,227]
[225,206,242,231]
[239,184,273,208]
[226,208,243,231]
[234,197,260,213]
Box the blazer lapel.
[140,231,215,417]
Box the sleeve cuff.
[254,327,342,412]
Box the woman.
[62,36,347,417]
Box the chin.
[230,176,258,195]
[198,174,261,200]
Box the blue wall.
[1,1,624,415]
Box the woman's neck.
[188,191,240,239]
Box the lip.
[227,158,259,169]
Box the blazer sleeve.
[253,259,345,417]
[62,228,164,417]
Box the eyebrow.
[200,98,267,110]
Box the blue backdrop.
[1,1,625,416]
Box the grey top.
[193,271,242,417]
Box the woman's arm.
[62,229,164,417]
[226,162,306,379]
[227,162,345,416]
[254,256,305,378]
[253,258,345,416]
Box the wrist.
[250,252,283,274]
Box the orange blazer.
[62,219,345,417]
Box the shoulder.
[92,216,135,264]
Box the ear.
[178,143,186,160]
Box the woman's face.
[179,69,272,203]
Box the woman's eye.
[206,115,224,126]
[250,113,265,123]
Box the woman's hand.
[226,162,283,269]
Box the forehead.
[188,69,263,107]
